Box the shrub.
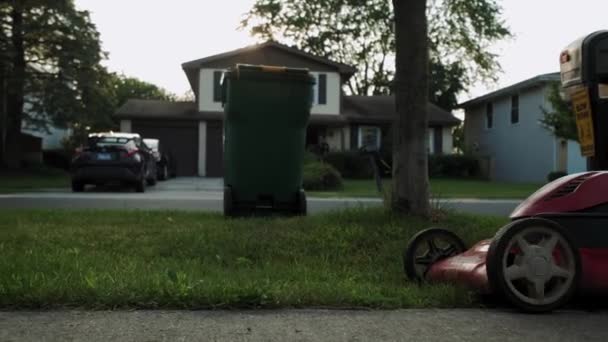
[428,154,480,178]
[43,149,72,170]
[323,151,374,179]
[302,161,343,191]
[547,171,568,182]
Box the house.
[21,121,71,151]
[460,72,586,183]
[115,41,460,177]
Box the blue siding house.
[460,73,586,183]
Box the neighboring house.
[21,122,71,151]
[460,72,586,183]
[115,41,460,177]
[21,99,72,151]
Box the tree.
[452,124,465,154]
[241,0,510,110]
[64,72,177,149]
[541,82,578,141]
[111,74,176,108]
[391,0,430,216]
[0,0,105,167]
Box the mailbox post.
[560,31,608,170]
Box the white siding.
[442,127,453,154]
[199,69,225,112]
[198,68,341,115]
[325,127,345,151]
[120,120,132,133]
[310,72,340,115]
[198,121,207,177]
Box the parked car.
[71,132,157,192]
[143,138,175,181]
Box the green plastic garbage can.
[222,64,315,216]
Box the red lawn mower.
[403,31,608,313]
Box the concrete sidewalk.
[0,309,606,341]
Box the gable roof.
[182,41,357,75]
[181,41,357,96]
[343,95,461,126]
[458,72,560,109]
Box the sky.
[74,0,608,102]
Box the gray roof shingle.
[115,96,460,127]
[458,73,560,108]
[343,95,461,126]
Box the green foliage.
[452,124,465,154]
[0,208,506,309]
[302,160,343,191]
[0,166,69,192]
[324,151,374,179]
[0,1,106,129]
[541,82,578,141]
[241,0,511,109]
[308,178,543,199]
[63,72,176,148]
[547,171,568,182]
[428,154,480,178]
[0,1,176,162]
[111,74,176,108]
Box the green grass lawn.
[0,208,506,309]
[0,167,69,193]
[309,178,544,199]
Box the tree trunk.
[3,4,25,168]
[391,0,430,217]
[0,65,6,167]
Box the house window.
[213,71,223,102]
[486,103,493,129]
[318,74,327,105]
[357,126,381,151]
[511,95,519,124]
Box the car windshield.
[88,137,132,147]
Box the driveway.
[0,177,520,216]
[1,309,606,342]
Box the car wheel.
[71,181,85,192]
[486,218,581,313]
[403,228,466,282]
[135,178,145,193]
[159,164,169,181]
[146,173,157,186]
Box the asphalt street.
[0,178,521,216]
[0,309,606,342]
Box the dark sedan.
[71,132,157,192]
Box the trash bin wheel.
[295,189,307,216]
[224,186,234,217]
[486,218,581,313]
[403,228,466,282]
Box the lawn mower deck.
[404,171,608,312]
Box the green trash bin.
[222,64,316,216]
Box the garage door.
[131,120,198,177]
[206,120,224,177]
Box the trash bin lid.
[225,64,316,84]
